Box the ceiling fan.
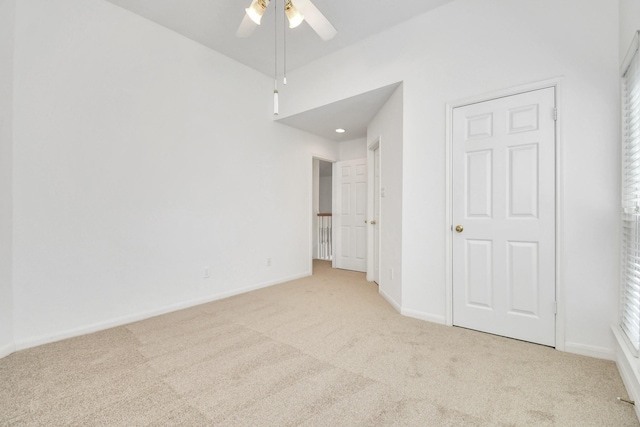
[236,0,337,41]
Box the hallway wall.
[0,0,16,358]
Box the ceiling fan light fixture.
[246,0,270,25]
[285,1,304,28]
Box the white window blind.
[621,31,640,353]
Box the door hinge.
[553,301,557,314]
[553,108,558,121]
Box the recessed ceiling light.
[335,128,346,133]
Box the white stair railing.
[317,213,332,260]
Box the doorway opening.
[367,138,381,284]
[313,158,334,269]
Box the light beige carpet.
[1,260,638,426]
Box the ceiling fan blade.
[294,0,337,41]
[236,12,258,38]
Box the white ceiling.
[105,0,452,140]
[276,82,401,142]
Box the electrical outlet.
[267,257,271,267]
[204,267,210,278]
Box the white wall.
[620,0,640,60]
[0,0,16,357]
[319,176,332,213]
[338,137,367,161]
[367,86,403,311]
[282,0,620,357]
[9,0,337,350]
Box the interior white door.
[452,87,556,347]
[334,158,367,272]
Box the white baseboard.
[379,288,401,314]
[377,289,449,326]
[0,342,16,359]
[564,341,615,361]
[14,272,311,353]
[612,325,640,422]
[401,308,446,325]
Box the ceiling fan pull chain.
[283,0,287,85]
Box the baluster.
[316,214,333,260]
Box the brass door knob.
[455,225,464,233]
[371,220,377,225]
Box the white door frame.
[444,78,565,351]
[367,137,381,282]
